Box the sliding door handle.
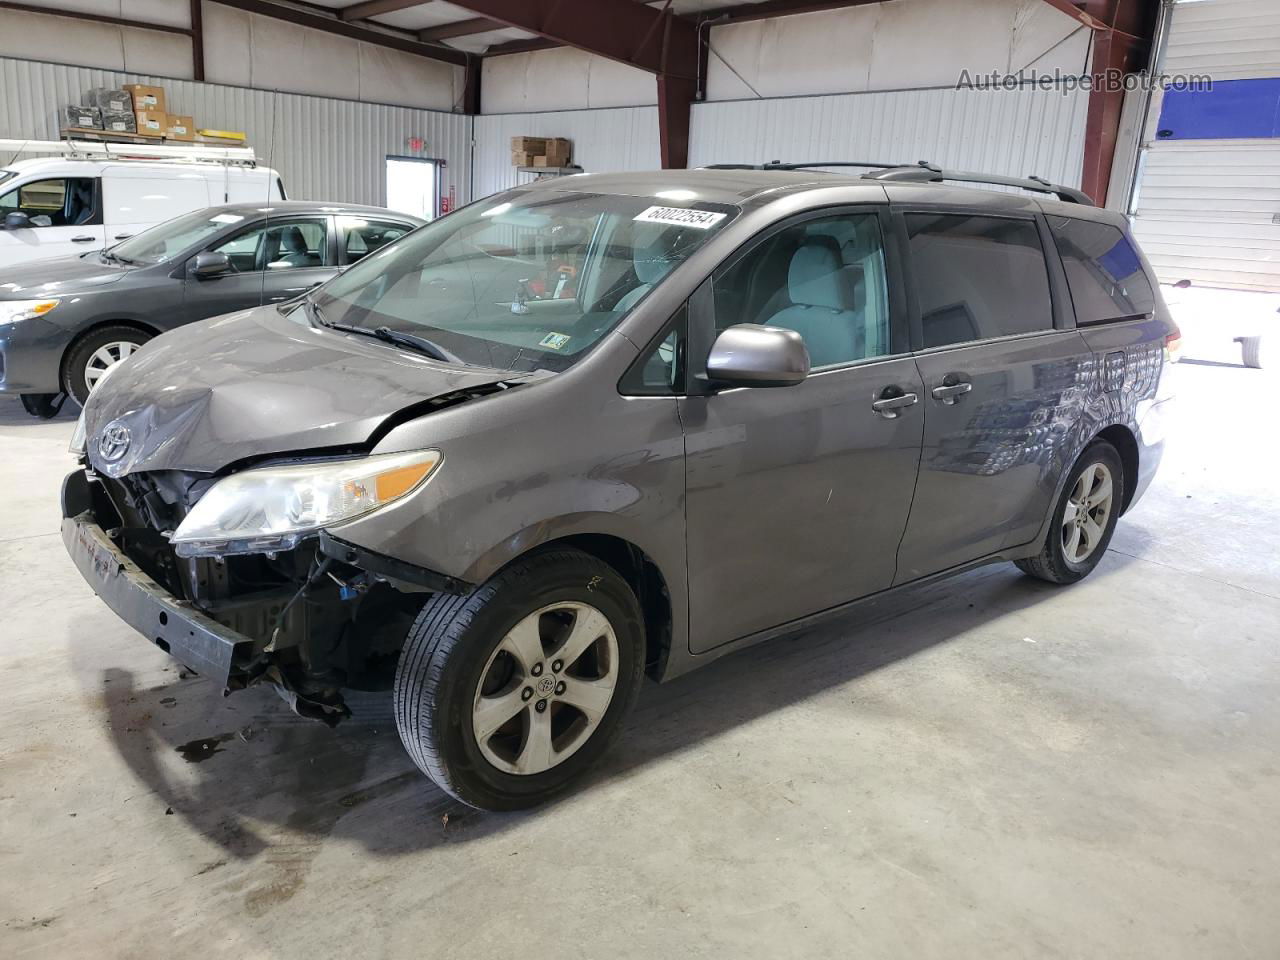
[932,381,972,404]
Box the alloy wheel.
[1061,461,1114,564]
[83,340,139,393]
[471,602,619,776]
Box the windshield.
[312,190,736,373]
[109,209,249,264]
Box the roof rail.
[702,161,903,171]
[862,161,1092,205]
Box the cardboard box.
[165,114,195,141]
[134,109,166,138]
[62,104,102,129]
[511,135,547,154]
[101,111,137,134]
[122,83,166,114]
[86,87,132,113]
[512,150,538,166]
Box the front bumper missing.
[61,471,256,687]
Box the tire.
[393,548,645,811]
[62,325,152,407]
[1015,440,1124,585]
[1236,335,1264,369]
[20,393,66,419]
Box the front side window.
[110,209,247,264]
[212,219,328,273]
[312,191,736,373]
[0,177,96,227]
[906,213,1053,348]
[711,212,892,368]
[1048,217,1155,325]
[619,305,687,395]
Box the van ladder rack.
[862,161,1092,205]
[1,137,258,167]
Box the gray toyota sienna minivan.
[62,165,1178,810]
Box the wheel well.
[540,534,673,679]
[1096,424,1138,513]
[60,319,160,381]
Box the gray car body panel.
[0,201,421,394]
[71,170,1174,683]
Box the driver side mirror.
[706,324,810,389]
[2,211,32,231]
[191,250,232,279]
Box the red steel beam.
[339,0,425,21]
[1079,0,1157,204]
[448,0,698,77]
[207,0,469,65]
[191,0,206,81]
[696,0,898,25]
[420,16,504,41]
[0,0,191,35]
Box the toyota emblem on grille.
[97,421,132,463]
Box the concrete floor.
[2,292,1278,959]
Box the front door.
[0,176,104,266]
[680,209,924,653]
[184,216,335,319]
[893,209,1091,582]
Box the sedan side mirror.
[706,324,810,388]
[191,250,232,279]
[2,211,32,230]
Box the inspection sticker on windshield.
[539,332,572,350]
[633,206,726,229]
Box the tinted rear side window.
[906,213,1053,348]
[1048,217,1155,325]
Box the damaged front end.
[62,460,468,726]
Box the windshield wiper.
[308,304,464,365]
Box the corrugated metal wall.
[689,84,1089,187]
[471,107,659,199]
[1161,0,1280,82]
[0,56,472,208]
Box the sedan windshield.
[312,190,736,372]
[110,209,249,265]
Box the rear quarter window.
[1048,217,1155,325]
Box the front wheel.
[393,548,645,811]
[1015,440,1124,584]
[62,325,152,407]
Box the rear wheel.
[1015,440,1123,584]
[393,548,645,810]
[62,325,152,407]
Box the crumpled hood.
[84,304,530,477]
[0,253,132,295]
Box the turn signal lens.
[1164,326,1182,363]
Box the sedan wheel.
[84,340,139,394]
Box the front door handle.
[872,388,919,419]
[932,381,973,404]
[71,235,95,243]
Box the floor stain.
[175,733,234,763]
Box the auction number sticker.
[633,206,727,229]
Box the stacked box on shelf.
[62,105,102,130]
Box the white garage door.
[1131,0,1280,292]
[1132,140,1280,292]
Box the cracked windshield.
[311,190,736,372]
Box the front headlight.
[0,298,60,324]
[171,449,441,557]
[69,408,88,456]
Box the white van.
[0,157,285,267]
